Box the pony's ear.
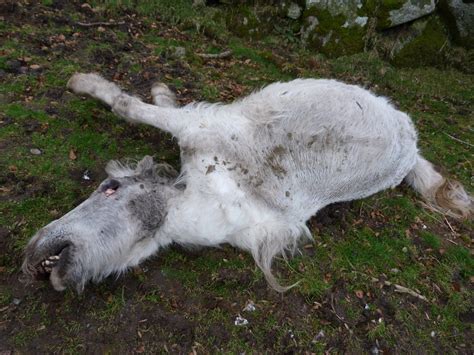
[136,156,178,183]
[106,156,178,182]
[135,155,155,176]
[105,160,135,178]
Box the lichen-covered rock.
[306,0,368,27]
[387,0,435,27]
[301,1,367,57]
[226,6,274,39]
[363,0,435,29]
[304,0,435,28]
[287,2,303,20]
[379,15,449,67]
[439,0,474,49]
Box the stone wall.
[213,0,473,69]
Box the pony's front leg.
[67,73,194,137]
[67,73,121,106]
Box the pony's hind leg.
[151,83,178,107]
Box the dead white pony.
[23,73,472,292]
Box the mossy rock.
[438,0,474,49]
[391,16,449,67]
[301,6,366,57]
[364,0,435,30]
[225,5,278,39]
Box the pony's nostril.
[102,179,121,192]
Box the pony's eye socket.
[102,179,121,192]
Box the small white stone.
[30,148,42,155]
[82,170,91,180]
[312,330,325,342]
[243,300,256,312]
[431,331,436,338]
[234,315,249,326]
[12,298,21,306]
[354,16,368,27]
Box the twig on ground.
[355,271,429,302]
[196,50,232,59]
[446,238,459,245]
[443,132,474,148]
[76,21,125,27]
[444,216,458,237]
[330,293,350,325]
[393,284,429,301]
[438,40,448,53]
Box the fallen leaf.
[69,149,77,160]
[0,187,12,194]
[452,282,461,292]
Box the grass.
[0,1,473,353]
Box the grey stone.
[439,0,474,48]
[287,2,302,20]
[30,148,42,155]
[388,0,436,28]
[173,46,186,58]
[12,298,21,306]
[301,16,319,44]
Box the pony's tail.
[405,154,473,219]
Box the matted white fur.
[23,73,472,292]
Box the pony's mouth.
[29,244,72,281]
[35,255,60,279]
